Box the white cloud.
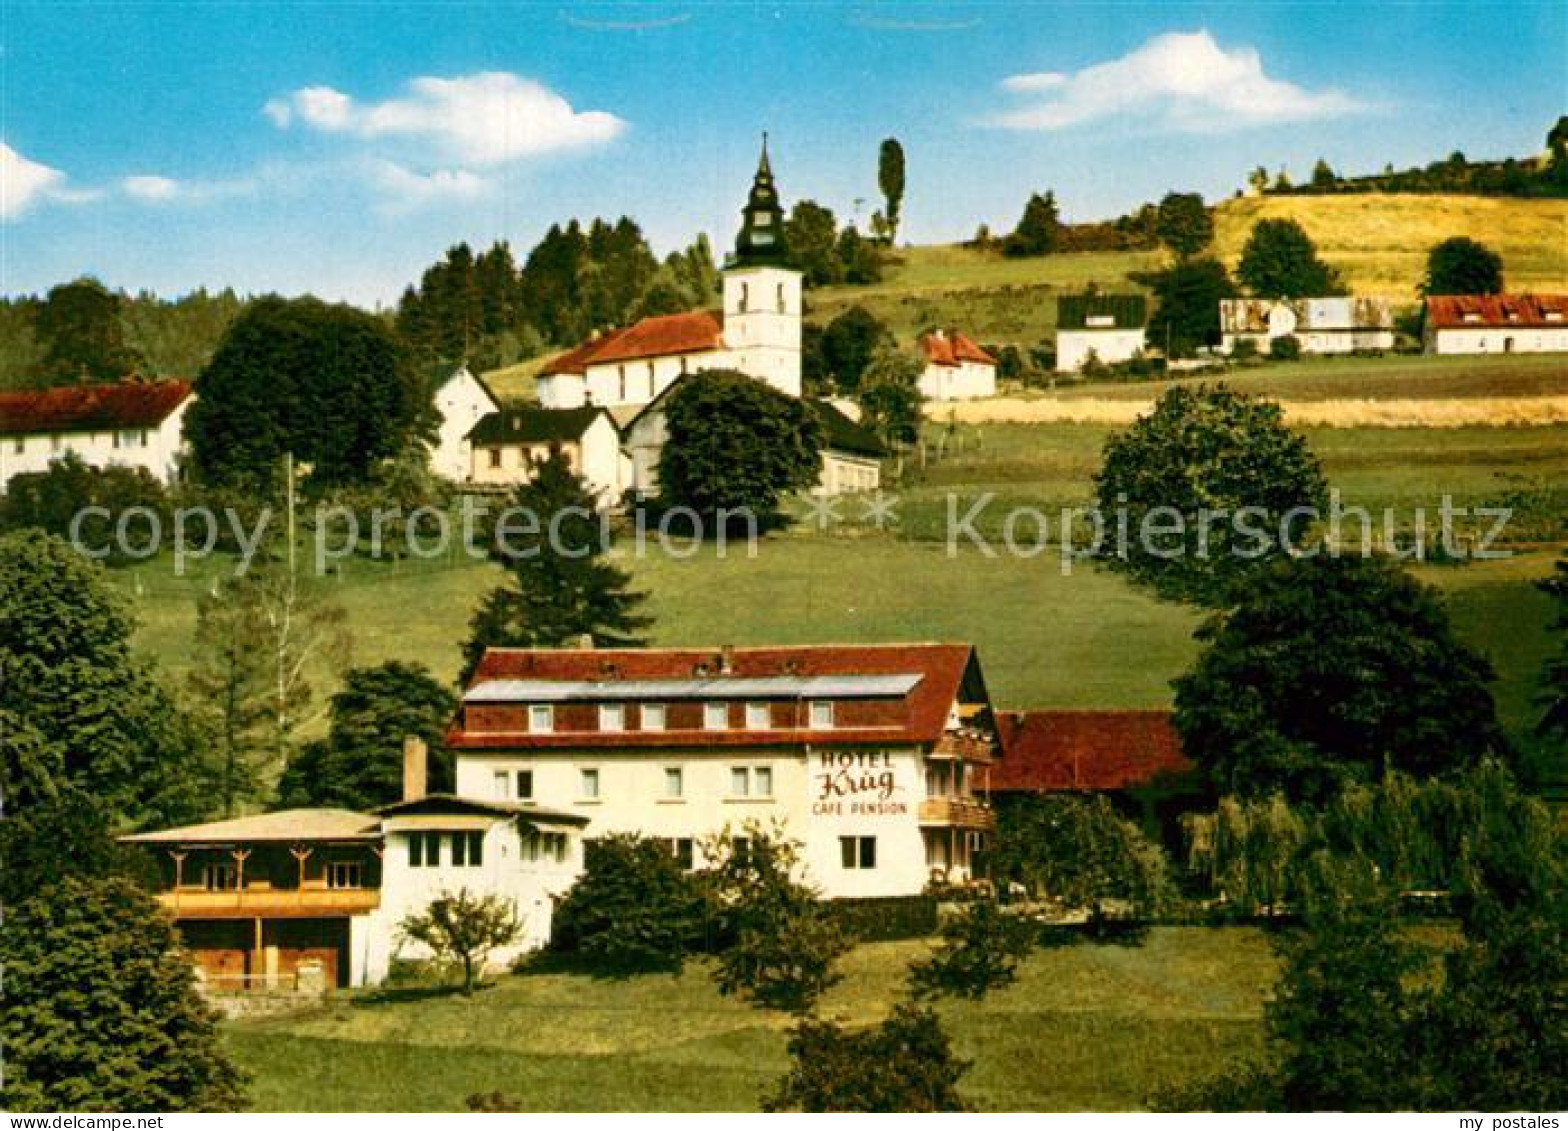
[121,172,258,205]
[264,72,625,165]
[1,142,66,219]
[122,174,181,202]
[994,31,1366,133]
[364,160,492,213]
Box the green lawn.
[227,928,1278,1111]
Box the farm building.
[466,405,627,501]
[1220,297,1394,355]
[122,741,586,989]
[1056,294,1147,372]
[1423,293,1568,354]
[427,365,501,482]
[917,329,997,400]
[535,141,801,411]
[991,710,1202,837]
[0,379,193,491]
[449,643,1001,898]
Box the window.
[580,768,600,800]
[50,435,61,452]
[745,702,771,730]
[618,366,627,401]
[516,770,534,801]
[840,836,877,870]
[203,862,238,891]
[666,837,695,870]
[599,703,625,732]
[664,766,684,799]
[730,766,773,798]
[704,702,729,730]
[754,766,773,797]
[528,704,554,733]
[642,703,666,731]
[809,701,835,729]
[409,832,441,868]
[731,767,751,797]
[493,770,509,799]
[489,448,502,468]
[739,282,750,312]
[451,830,484,867]
[776,282,786,312]
[544,832,568,862]
[11,438,21,454]
[327,861,362,889]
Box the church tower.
[722,136,802,397]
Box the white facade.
[817,451,882,496]
[0,396,191,492]
[468,410,626,501]
[1220,297,1395,356]
[1056,328,1146,372]
[720,265,803,398]
[918,358,996,401]
[1426,326,1568,355]
[429,366,500,481]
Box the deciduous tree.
[765,1004,970,1112]
[1003,191,1059,257]
[877,138,906,245]
[1422,236,1505,296]
[550,833,713,972]
[34,278,145,384]
[1237,219,1343,298]
[400,889,523,995]
[1154,192,1213,258]
[1143,257,1237,358]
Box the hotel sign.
[811,750,908,817]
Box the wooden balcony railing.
[918,797,996,831]
[156,888,381,918]
[929,733,997,765]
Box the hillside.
[803,194,1568,348]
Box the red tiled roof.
[920,331,996,368]
[0,380,193,437]
[991,710,1195,792]
[1425,293,1568,330]
[450,643,981,750]
[538,311,725,377]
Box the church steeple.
[732,134,788,266]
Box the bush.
[706,822,852,1012]
[0,454,170,565]
[764,1003,970,1112]
[991,794,1176,919]
[1230,337,1260,361]
[550,834,714,973]
[908,900,1036,1000]
[1268,335,1302,361]
[824,895,938,941]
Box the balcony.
[918,797,996,831]
[929,733,997,765]
[156,887,381,919]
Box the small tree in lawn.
[764,1003,970,1112]
[1422,236,1504,296]
[821,305,893,392]
[1144,257,1237,358]
[1237,218,1343,298]
[657,370,823,529]
[1093,384,1328,606]
[705,821,851,1012]
[549,833,712,973]
[400,889,523,995]
[460,447,649,683]
[908,900,1036,1000]
[855,348,925,448]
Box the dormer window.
[704,702,729,731]
[745,702,771,730]
[599,704,625,732]
[809,701,835,729]
[528,705,554,734]
[642,703,666,731]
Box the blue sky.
[2,1,1563,306]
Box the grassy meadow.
[227,927,1279,1111]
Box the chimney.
[402,736,428,803]
[719,645,735,676]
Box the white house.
[917,330,997,400]
[1423,294,1568,354]
[0,379,193,491]
[450,643,1000,901]
[466,405,627,502]
[428,365,501,481]
[1056,295,1148,372]
[122,739,588,989]
[535,141,801,412]
[1220,297,1395,355]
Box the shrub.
[550,834,713,974]
[908,900,1036,1000]
[399,889,522,995]
[0,454,170,565]
[764,1003,970,1112]
[1230,337,1260,361]
[705,822,852,1012]
[824,895,939,941]
[1269,335,1302,361]
[991,794,1176,919]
